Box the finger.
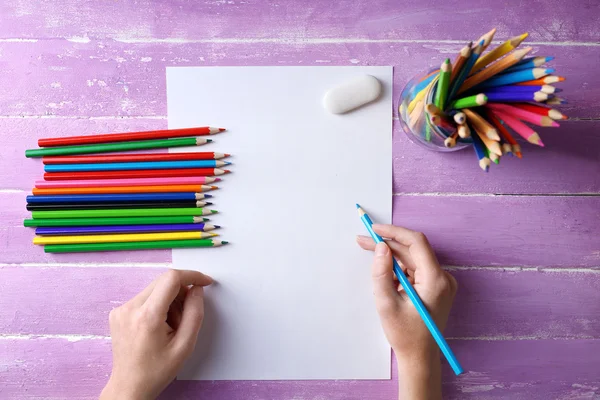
[371,243,403,317]
[356,235,418,273]
[166,286,188,330]
[145,270,213,317]
[173,286,205,356]
[372,225,442,281]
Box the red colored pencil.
[485,110,523,158]
[43,168,230,181]
[38,127,225,148]
[512,103,567,120]
[42,152,230,164]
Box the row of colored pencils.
[407,28,566,171]
[25,126,230,252]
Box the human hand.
[100,269,213,400]
[357,224,457,400]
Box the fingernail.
[375,243,388,256]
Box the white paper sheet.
[167,66,392,380]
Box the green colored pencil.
[31,208,218,219]
[44,239,228,253]
[449,93,488,109]
[24,216,209,227]
[434,59,452,110]
[25,137,212,158]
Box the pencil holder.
[398,70,471,152]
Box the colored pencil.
[27,192,210,203]
[471,128,491,171]
[475,27,497,53]
[475,68,554,88]
[447,40,484,102]
[430,114,456,134]
[42,152,230,164]
[35,177,219,188]
[485,91,550,103]
[31,208,218,219]
[485,111,522,158]
[457,124,471,139]
[453,111,466,125]
[488,149,500,164]
[44,160,230,173]
[479,84,557,94]
[462,109,500,140]
[472,33,529,72]
[512,103,567,120]
[486,104,560,127]
[356,204,464,376]
[450,42,472,84]
[33,231,219,245]
[44,239,228,253]
[26,201,212,211]
[490,110,544,146]
[505,56,554,72]
[425,103,442,116]
[515,76,565,86]
[444,131,459,148]
[545,97,566,105]
[413,70,440,95]
[24,216,210,227]
[36,223,219,235]
[26,137,212,158]
[471,123,502,156]
[434,59,452,110]
[43,168,230,181]
[459,47,532,94]
[38,127,225,148]
[32,186,216,195]
[449,93,487,109]
[497,134,513,156]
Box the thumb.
[372,243,401,317]
[173,286,206,356]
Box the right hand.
[356,224,457,365]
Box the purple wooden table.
[1,2,599,399]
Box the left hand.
[100,269,213,400]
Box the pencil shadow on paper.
[178,294,221,379]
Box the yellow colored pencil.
[33,231,218,245]
[472,33,529,72]
[475,28,497,53]
[459,47,532,94]
[408,79,435,113]
[463,109,500,141]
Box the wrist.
[100,376,148,400]
[395,348,442,400]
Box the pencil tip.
[204,194,212,198]
[205,202,213,206]
[211,210,218,214]
[219,128,226,132]
[223,169,231,174]
[222,241,229,245]
[214,225,221,229]
[210,185,219,190]
[355,203,361,209]
[224,161,231,165]
[224,153,231,157]
[207,139,213,143]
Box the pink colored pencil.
[35,176,220,189]
[489,110,544,147]
[486,104,560,127]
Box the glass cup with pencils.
[398,29,566,171]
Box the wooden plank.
[2,266,599,339]
[0,192,171,264]
[1,337,599,399]
[392,195,600,267]
[3,119,598,194]
[394,121,600,194]
[0,42,594,118]
[0,1,598,42]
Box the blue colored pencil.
[356,205,464,375]
[485,91,551,103]
[475,68,555,88]
[504,56,554,73]
[471,128,490,172]
[26,192,207,203]
[44,160,230,173]
[447,40,484,102]
[35,223,219,235]
[413,71,439,96]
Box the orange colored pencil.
[515,76,565,85]
[459,47,532,94]
[485,111,522,158]
[32,185,219,195]
[450,42,472,83]
[462,109,500,140]
[472,124,502,156]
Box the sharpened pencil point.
[210,185,218,190]
[224,154,230,157]
[221,241,229,245]
[210,210,218,214]
[207,139,213,143]
[204,194,213,198]
[356,203,361,209]
[205,202,213,206]
[214,225,221,229]
[219,128,226,132]
[223,169,231,174]
[224,161,232,165]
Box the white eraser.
[323,75,382,114]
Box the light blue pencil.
[356,204,464,375]
[504,56,554,73]
[475,68,554,89]
[44,160,231,172]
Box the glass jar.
[398,70,472,151]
